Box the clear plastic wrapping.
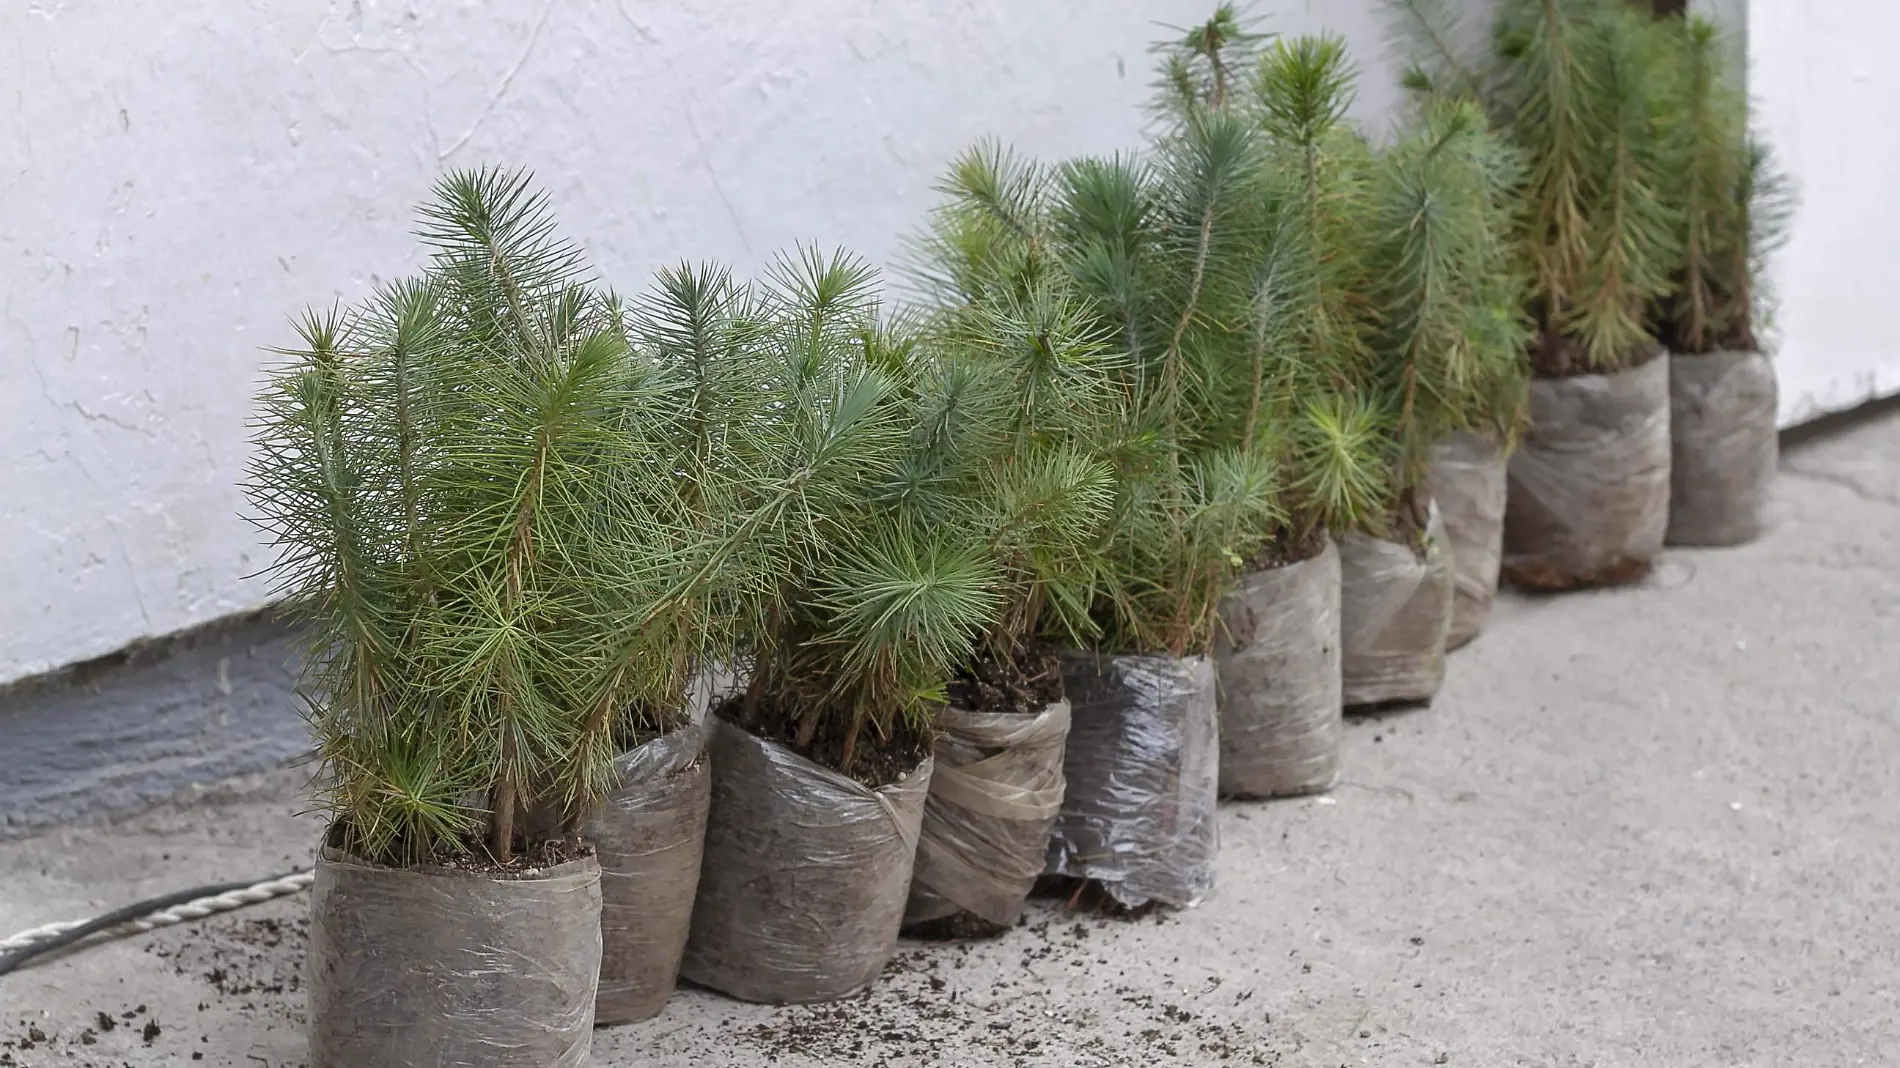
[680,717,932,1004]
[1667,349,1778,547]
[1431,433,1509,650]
[1213,540,1341,798]
[904,699,1071,928]
[1504,355,1672,588]
[1046,652,1218,910]
[586,724,711,1025]
[307,847,602,1068]
[1339,504,1453,708]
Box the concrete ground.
[2,407,1896,1068]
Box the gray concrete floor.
[2,409,1896,1068]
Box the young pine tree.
[904,150,1124,704]
[1389,0,1683,375]
[247,168,706,866]
[1245,32,1392,539]
[685,249,1004,780]
[1498,0,1680,373]
[1361,98,1531,529]
[1652,15,1795,355]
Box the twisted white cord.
[1,871,314,951]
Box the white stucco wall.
[1748,0,1900,425]
[0,0,1417,686]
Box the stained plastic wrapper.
[680,717,932,1004]
[1667,350,1778,547]
[1339,505,1453,707]
[1213,541,1341,798]
[1505,356,1671,587]
[586,723,711,1025]
[1046,653,1218,909]
[905,699,1071,928]
[1431,433,1508,649]
[307,847,601,1068]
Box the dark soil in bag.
[1505,354,1671,589]
[1431,432,1508,649]
[1339,504,1453,708]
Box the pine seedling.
[903,142,1126,700]
[677,249,1005,778]
[1066,46,1290,654]
[1478,0,1681,372]
[1382,0,1489,103]
[1652,15,1795,354]
[1564,4,1680,369]
[1363,98,1532,521]
[246,167,708,866]
[1247,33,1390,538]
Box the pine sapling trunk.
[794,704,822,750]
[490,729,518,862]
[839,706,865,777]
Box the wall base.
[0,613,307,840]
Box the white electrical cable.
[0,870,314,952]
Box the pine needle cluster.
[906,54,1294,658]
[654,249,1005,777]
[1209,14,1526,539]
[1389,0,1684,373]
[1651,14,1795,354]
[246,168,707,866]
[1363,97,1531,495]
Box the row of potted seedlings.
[245,2,1787,1064]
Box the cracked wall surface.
[0,0,1422,687]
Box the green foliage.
[904,144,1132,660]
[1247,33,1391,533]
[1565,5,1679,368]
[1152,2,1270,116]
[1382,0,1488,103]
[904,12,1331,659]
[1391,0,1683,372]
[246,168,704,865]
[1652,15,1796,353]
[660,249,1004,774]
[1363,98,1531,490]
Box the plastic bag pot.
[1667,350,1778,546]
[1431,433,1508,650]
[307,846,601,1068]
[1046,652,1218,909]
[679,718,932,1004]
[903,699,1070,930]
[1504,356,1671,589]
[1213,540,1341,799]
[1339,504,1453,708]
[586,724,712,1025]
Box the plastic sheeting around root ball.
[1213,541,1341,798]
[1667,350,1778,547]
[680,718,931,1004]
[905,699,1071,928]
[1339,504,1454,708]
[307,847,602,1068]
[1046,652,1218,910]
[1432,433,1507,650]
[587,723,711,1025]
[1505,355,1671,588]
